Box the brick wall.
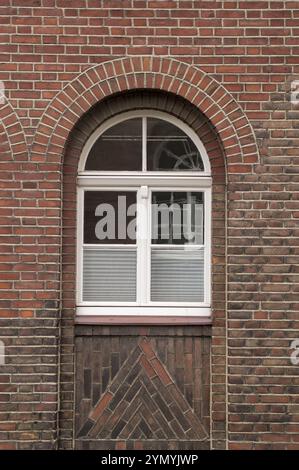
[0,0,298,450]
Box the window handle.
[140,185,149,199]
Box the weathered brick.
[0,0,298,451]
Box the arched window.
[77,111,211,319]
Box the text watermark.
[0,340,5,365]
[291,80,299,105]
[290,339,299,365]
[0,81,5,105]
[92,196,203,243]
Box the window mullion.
[142,116,147,172]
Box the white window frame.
[76,110,212,320]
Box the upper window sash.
[78,110,211,176]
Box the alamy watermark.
[0,340,5,365]
[290,339,299,366]
[93,196,203,243]
[0,81,5,105]
[291,80,299,106]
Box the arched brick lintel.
[30,57,260,171]
[0,101,28,161]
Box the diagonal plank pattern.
[77,337,208,441]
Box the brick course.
[0,0,299,450]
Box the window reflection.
[84,116,205,172]
[84,191,137,244]
[85,118,142,171]
[147,118,204,171]
[151,191,204,245]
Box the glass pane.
[85,118,142,171]
[147,118,204,171]
[84,191,137,244]
[83,247,137,302]
[151,247,204,302]
[151,191,204,245]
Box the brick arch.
[30,57,259,170]
[64,89,226,183]
[0,101,28,312]
[0,120,11,160]
[0,101,28,161]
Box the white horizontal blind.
[83,248,137,302]
[151,247,205,302]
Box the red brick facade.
[0,1,299,450]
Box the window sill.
[75,306,212,325]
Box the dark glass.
[151,191,204,245]
[84,191,137,244]
[147,118,204,171]
[85,118,142,171]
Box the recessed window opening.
[77,110,211,318]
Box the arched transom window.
[77,110,211,320]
